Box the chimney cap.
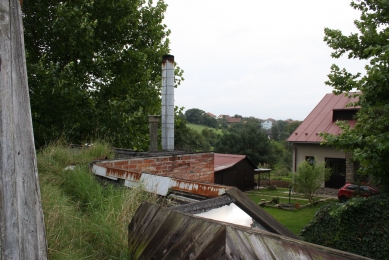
[162,54,174,62]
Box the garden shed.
[214,153,257,191]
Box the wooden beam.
[0,0,48,259]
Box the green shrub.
[300,195,389,259]
[271,197,280,204]
[293,159,330,205]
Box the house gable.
[287,93,359,143]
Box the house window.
[306,156,315,165]
[325,158,346,176]
[333,109,358,121]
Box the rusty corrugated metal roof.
[287,93,359,143]
[128,202,371,260]
[214,153,245,172]
[92,160,229,198]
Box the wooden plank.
[132,206,172,259]
[225,228,248,260]
[181,222,225,259]
[283,239,371,260]
[244,232,274,260]
[0,0,47,259]
[261,236,293,260]
[194,227,226,260]
[227,227,264,260]
[128,203,163,258]
[128,202,157,253]
[194,226,226,260]
[161,216,212,259]
[142,210,202,259]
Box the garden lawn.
[262,206,322,235]
[246,188,318,205]
[246,188,337,235]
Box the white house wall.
[292,143,345,172]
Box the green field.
[187,123,223,134]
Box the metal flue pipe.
[161,55,175,151]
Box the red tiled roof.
[287,93,359,143]
[227,117,241,123]
[207,112,216,118]
[214,153,246,172]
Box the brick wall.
[98,153,215,183]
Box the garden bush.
[300,195,389,259]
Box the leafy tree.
[175,118,210,152]
[23,0,182,149]
[270,139,293,174]
[201,128,221,147]
[322,0,389,191]
[271,124,280,141]
[285,121,302,138]
[242,117,261,126]
[276,120,288,132]
[218,117,228,129]
[214,122,277,166]
[293,159,330,205]
[184,108,205,124]
[200,114,218,128]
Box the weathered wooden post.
[0,0,48,259]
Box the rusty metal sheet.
[105,167,141,181]
[170,179,227,198]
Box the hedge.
[300,194,389,259]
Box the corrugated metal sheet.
[128,202,371,260]
[287,93,359,143]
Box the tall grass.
[37,142,159,259]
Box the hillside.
[186,123,223,134]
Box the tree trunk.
[0,0,48,259]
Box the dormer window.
[332,109,358,121]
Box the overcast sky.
[163,1,365,121]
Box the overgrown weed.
[38,141,159,259]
